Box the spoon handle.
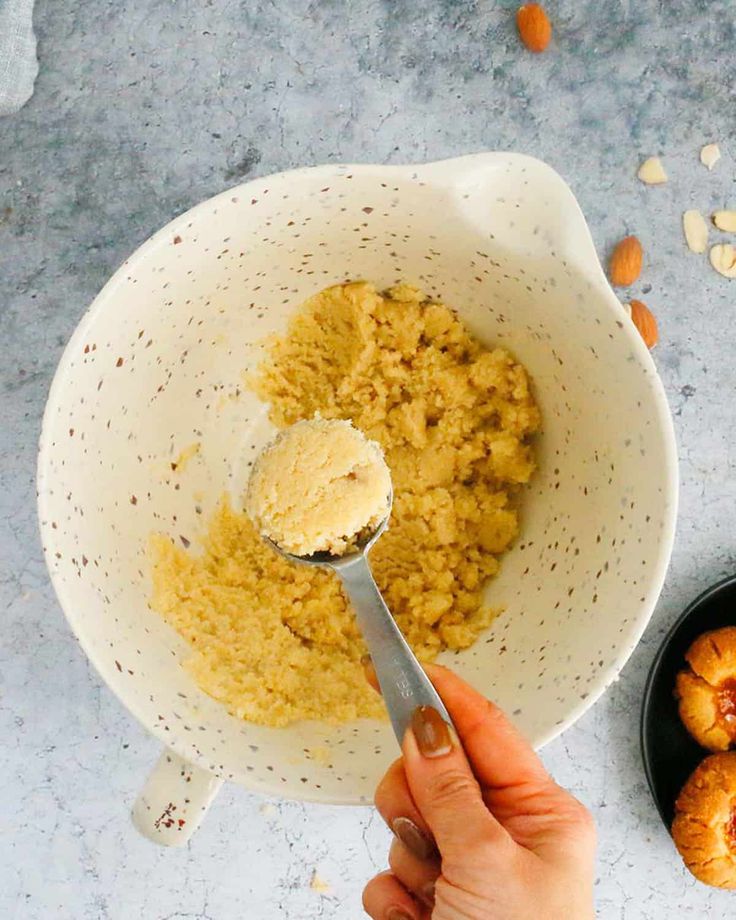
[336,553,454,746]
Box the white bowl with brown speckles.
[37,153,678,844]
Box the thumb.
[402,706,510,871]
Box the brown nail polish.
[391,816,437,860]
[386,909,412,920]
[362,657,379,689]
[411,705,453,757]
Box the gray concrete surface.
[2,1,736,917]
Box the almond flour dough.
[246,417,391,557]
[149,282,540,726]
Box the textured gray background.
[2,1,736,918]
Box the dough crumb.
[309,871,333,894]
[171,441,200,473]
[306,745,332,766]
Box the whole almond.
[516,4,552,53]
[609,235,643,286]
[713,210,736,233]
[629,300,658,349]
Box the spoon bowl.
[265,492,392,569]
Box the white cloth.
[0,0,38,116]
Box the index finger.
[422,664,551,791]
[365,660,550,791]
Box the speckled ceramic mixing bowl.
[37,153,678,845]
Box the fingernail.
[420,880,436,906]
[391,816,436,860]
[387,909,412,920]
[411,705,453,758]
[362,657,379,690]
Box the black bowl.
[641,574,736,829]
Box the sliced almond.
[628,300,658,349]
[709,243,736,279]
[637,157,668,185]
[700,143,721,170]
[682,210,709,253]
[609,235,643,286]
[713,210,736,233]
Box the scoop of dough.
[246,418,391,556]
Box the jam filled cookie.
[675,626,736,752]
[672,752,736,889]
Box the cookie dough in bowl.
[38,154,677,818]
[148,282,540,727]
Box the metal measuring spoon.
[266,490,454,746]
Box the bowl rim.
[37,152,679,802]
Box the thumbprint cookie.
[672,752,736,888]
[676,626,736,752]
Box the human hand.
[362,665,596,919]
